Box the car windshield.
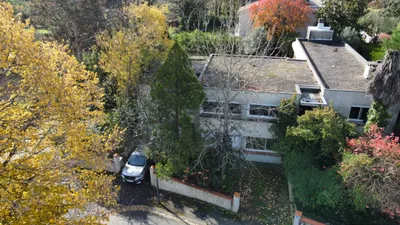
[128,155,146,167]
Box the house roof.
[200,55,318,93]
[300,41,369,91]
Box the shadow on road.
[115,177,156,206]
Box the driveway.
[111,177,197,225]
[108,210,191,225]
[115,178,155,206]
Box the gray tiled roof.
[200,55,318,93]
[301,41,369,91]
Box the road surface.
[108,210,191,225]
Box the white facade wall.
[323,89,372,117]
[200,88,300,164]
[204,88,299,111]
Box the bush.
[341,27,361,48]
[286,106,356,166]
[364,100,391,132]
[172,30,242,56]
[284,152,396,225]
[383,25,400,51]
[284,152,345,209]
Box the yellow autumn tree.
[0,3,118,224]
[97,3,172,98]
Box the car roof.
[130,151,145,157]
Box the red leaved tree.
[340,125,400,218]
[250,0,312,36]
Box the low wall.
[106,153,124,174]
[244,150,282,164]
[293,210,326,225]
[149,166,240,212]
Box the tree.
[364,101,391,133]
[149,42,205,177]
[383,26,400,51]
[97,3,171,99]
[250,0,311,36]
[358,9,399,34]
[0,3,118,224]
[97,3,172,154]
[285,106,356,166]
[167,0,210,31]
[269,95,298,139]
[317,0,369,34]
[384,0,400,17]
[368,50,400,106]
[341,125,400,217]
[30,0,107,61]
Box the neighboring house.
[196,22,400,164]
[235,0,320,38]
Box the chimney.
[316,18,325,29]
[306,18,334,41]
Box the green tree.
[150,42,205,177]
[286,106,355,166]
[317,0,369,34]
[30,0,107,61]
[383,26,400,51]
[269,95,298,139]
[385,0,400,17]
[364,101,391,132]
[358,9,399,34]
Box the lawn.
[238,163,292,225]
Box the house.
[197,22,400,164]
[235,0,321,38]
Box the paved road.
[108,210,190,225]
[115,178,155,206]
[109,178,197,225]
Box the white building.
[197,24,400,164]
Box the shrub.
[383,25,400,51]
[341,125,400,217]
[172,30,241,55]
[364,101,391,133]
[284,152,396,225]
[341,27,361,48]
[284,152,345,209]
[286,106,356,166]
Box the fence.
[149,166,240,212]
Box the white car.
[121,152,148,184]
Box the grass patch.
[238,163,291,225]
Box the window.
[229,103,242,115]
[349,107,369,123]
[245,137,276,151]
[202,101,222,114]
[249,104,277,118]
[202,101,242,115]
